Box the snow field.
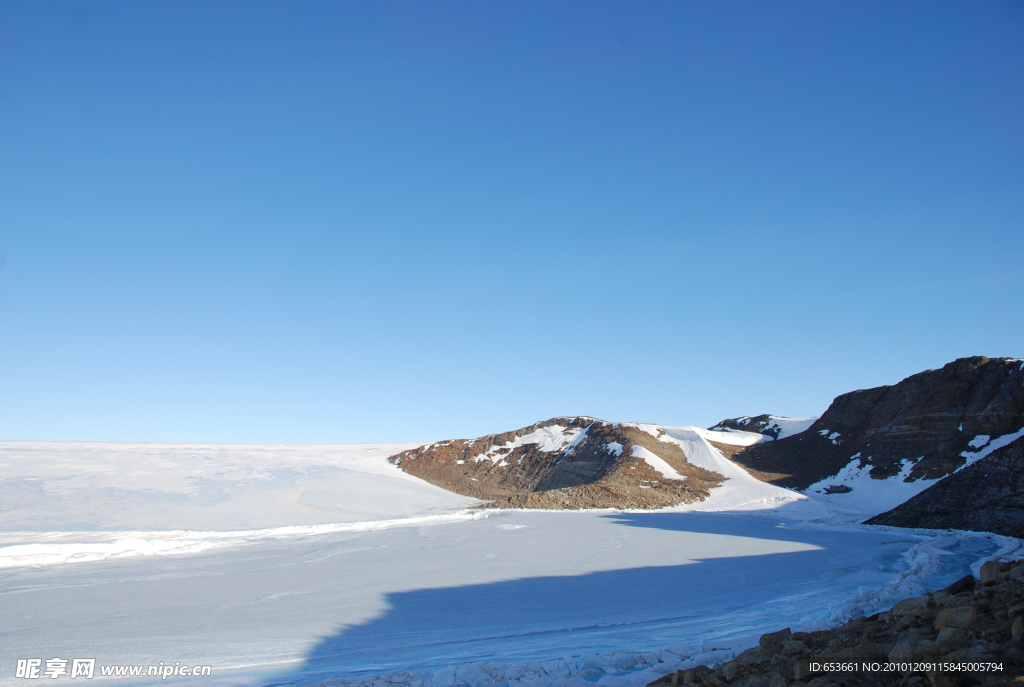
[0,440,479,532]
[0,434,1015,687]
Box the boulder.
[758,628,792,651]
[792,660,817,681]
[721,662,738,681]
[935,627,970,651]
[734,648,767,667]
[889,638,942,661]
[891,596,930,618]
[781,640,807,656]
[924,669,959,687]
[735,676,768,687]
[934,606,978,630]
[836,642,889,660]
[944,574,976,595]
[681,666,709,685]
[980,560,1009,586]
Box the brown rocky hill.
[387,417,725,509]
[717,357,1024,491]
[867,435,1024,537]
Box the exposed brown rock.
[935,606,978,630]
[387,417,726,510]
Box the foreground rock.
[388,417,725,509]
[721,357,1024,491]
[649,558,1024,687]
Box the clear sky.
[1,1,1021,443]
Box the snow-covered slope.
[623,424,807,511]
[708,415,818,440]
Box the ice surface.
[0,512,492,569]
[0,437,1013,687]
[0,508,1005,687]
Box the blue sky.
[1,1,1022,443]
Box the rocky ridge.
[387,357,1024,521]
[709,416,816,441]
[649,558,1024,687]
[719,357,1024,491]
[387,417,726,509]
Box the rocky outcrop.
[867,436,1024,536]
[387,417,726,510]
[723,357,1024,490]
[649,558,1024,687]
[387,357,1024,517]
[708,416,815,441]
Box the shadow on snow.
[263,510,944,686]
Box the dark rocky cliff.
[723,357,1024,490]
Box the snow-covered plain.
[0,435,1016,687]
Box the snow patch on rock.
[968,435,991,449]
[958,427,1024,472]
[631,445,685,481]
[473,425,591,463]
